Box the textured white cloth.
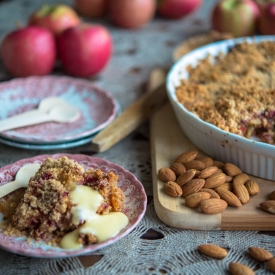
[1,202,275,274]
[0,0,274,274]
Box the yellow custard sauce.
[60,185,129,249]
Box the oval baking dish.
[167,35,275,181]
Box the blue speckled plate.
[0,100,121,150]
[0,76,117,144]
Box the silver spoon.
[0,163,40,198]
[0,102,80,132]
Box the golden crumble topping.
[0,156,126,246]
[176,41,275,144]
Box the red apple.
[57,24,112,77]
[0,26,56,77]
[28,4,81,36]
[211,0,260,37]
[157,0,202,19]
[74,0,107,18]
[257,1,275,35]
[107,0,156,29]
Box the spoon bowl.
[38,97,73,113]
[49,105,80,123]
[0,163,40,198]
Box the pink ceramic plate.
[0,76,117,144]
[0,154,147,258]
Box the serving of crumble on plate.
[0,154,146,258]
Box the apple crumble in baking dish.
[0,156,128,249]
[175,41,275,144]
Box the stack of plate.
[0,76,119,150]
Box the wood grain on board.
[150,102,275,231]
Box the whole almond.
[196,156,213,168]
[184,160,205,171]
[233,182,250,204]
[164,181,182,197]
[224,163,242,177]
[248,247,273,262]
[174,150,198,164]
[170,162,186,176]
[268,257,275,273]
[245,180,260,196]
[199,198,228,214]
[198,243,228,259]
[185,192,211,208]
[259,201,275,214]
[212,160,225,170]
[198,166,218,179]
[181,178,205,197]
[233,173,250,185]
[176,169,196,187]
[229,262,254,275]
[215,182,233,192]
[158,167,176,182]
[215,188,242,207]
[204,173,226,189]
[200,188,220,199]
[269,191,275,200]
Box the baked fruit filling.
[0,156,127,248]
[176,41,275,145]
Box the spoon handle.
[0,111,50,132]
[0,181,22,197]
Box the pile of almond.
[158,150,261,214]
[197,243,275,274]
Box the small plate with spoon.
[0,75,117,145]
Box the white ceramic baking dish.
[167,35,275,181]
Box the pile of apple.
[212,0,275,37]
[0,0,203,78]
[75,0,202,27]
[0,4,113,78]
[2,0,275,79]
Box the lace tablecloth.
[0,0,275,274]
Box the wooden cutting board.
[150,102,275,231]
